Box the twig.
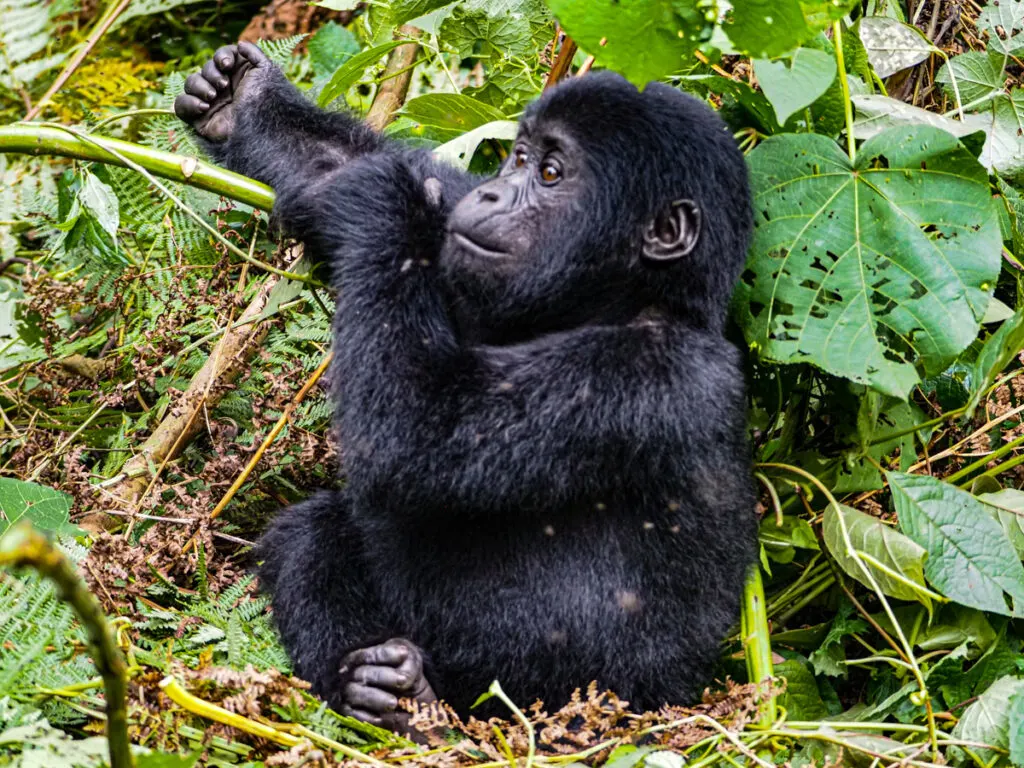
[210,352,333,520]
[365,26,421,132]
[0,524,132,768]
[544,34,578,89]
[25,0,133,120]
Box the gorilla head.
[442,72,753,343]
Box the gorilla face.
[440,110,704,344]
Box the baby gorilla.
[176,42,757,732]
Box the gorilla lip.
[452,232,508,258]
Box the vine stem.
[832,22,856,164]
[759,463,940,760]
[0,123,274,209]
[0,523,132,768]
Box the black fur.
[184,53,758,717]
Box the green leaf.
[753,48,836,125]
[950,675,1024,766]
[308,21,360,79]
[724,0,858,59]
[545,0,716,86]
[978,489,1024,561]
[400,93,507,131]
[0,478,74,536]
[978,0,1024,56]
[965,309,1024,418]
[317,41,407,107]
[809,602,867,677]
[775,653,828,719]
[1010,687,1024,767]
[822,503,933,607]
[889,472,1024,618]
[857,17,934,78]
[978,92,1024,180]
[739,127,1001,398]
[434,120,519,170]
[937,51,1005,105]
[79,173,119,240]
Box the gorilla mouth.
[452,232,508,258]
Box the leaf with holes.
[979,0,1024,56]
[889,472,1024,618]
[738,127,1001,398]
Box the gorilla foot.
[173,42,269,142]
[338,638,437,735]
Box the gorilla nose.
[474,180,516,209]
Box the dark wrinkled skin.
[176,42,758,735]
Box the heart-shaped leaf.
[889,472,1024,618]
[724,0,858,59]
[936,51,1006,105]
[739,127,1001,398]
[754,48,837,125]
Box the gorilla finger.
[183,73,217,102]
[343,643,408,671]
[201,59,229,90]
[237,41,270,67]
[353,664,416,692]
[340,705,383,726]
[344,682,398,713]
[173,94,209,120]
[213,45,237,72]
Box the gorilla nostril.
[479,189,500,203]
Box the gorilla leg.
[257,491,435,730]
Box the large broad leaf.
[949,676,1024,766]
[545,0,715,86]
[0,478,74,536]
[753,47,836,125]
[852,94,987,140]
[723,0,858,59]
[857,17,934,78]
[400,93,507,131]
[822,503,933,607]
[739,127,1001,398]
[978,0,1024,56]
[889,472,1024,618]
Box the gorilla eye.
[540,162,561,184]
[513,150,527,168]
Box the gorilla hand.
[338,638,437,734]
[174,42,269,142]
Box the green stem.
[0,123,274,210]
[0,523,132,768]
[741,566,777,726]
[487,680,536,768]
[949,431,1024,486]
[832,22,856,164]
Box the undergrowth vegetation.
[4,0,1024,765]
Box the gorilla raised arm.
[176,43,758,733]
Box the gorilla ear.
[642,199,701,262]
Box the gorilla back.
[175,42,758,731]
